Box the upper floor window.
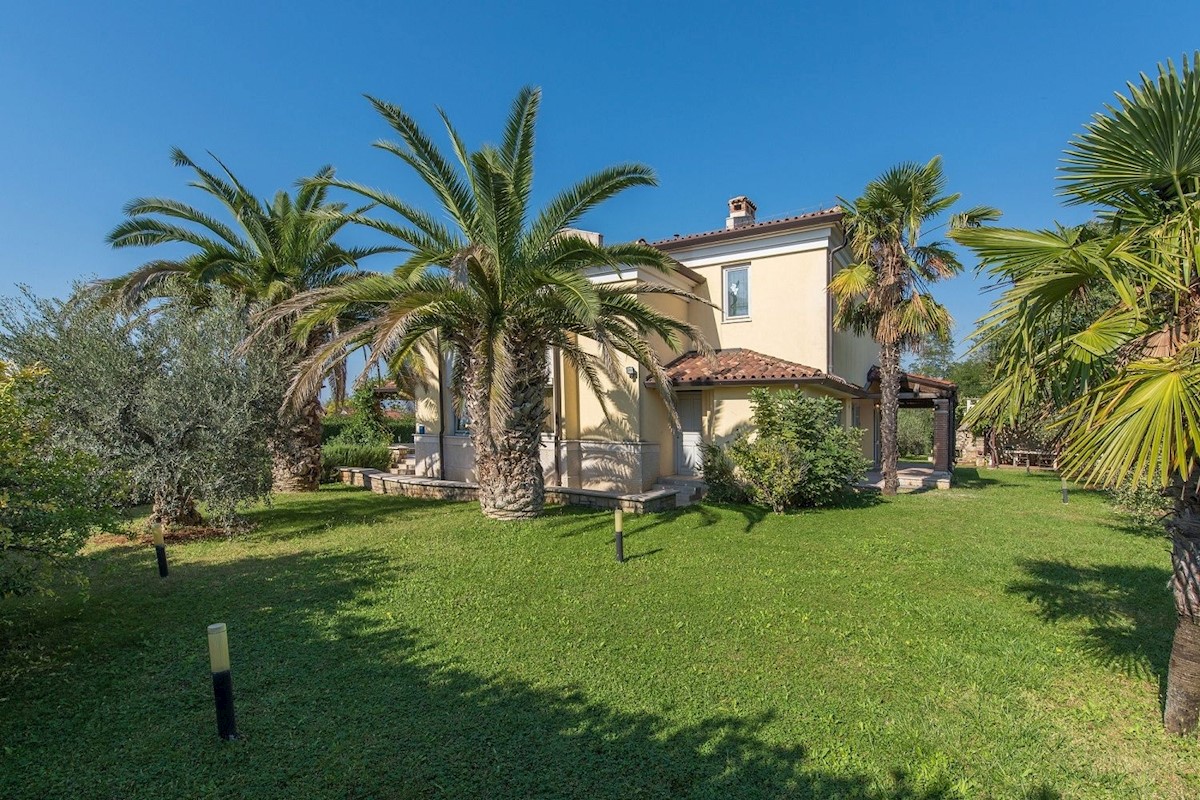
[723,265,750,320]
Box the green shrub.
[321,416,351,443]
[383,418,415,444]
[320,443,391,483]
[701,443,746,503]
[729,438,807,513]
[1,362,122,595]
[706,389,868,512]
[1110,480,1172,530]
[323,382,416,445]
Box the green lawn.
[2,470,1197,799]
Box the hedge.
[320,443,392,483]
[322,417,415,444]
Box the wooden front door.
[675,392,703,476]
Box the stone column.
[932,399,952,472]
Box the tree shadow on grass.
[1007,559,1174,687]
[243,486,471,542]
[0,544,987,800]
[1098,519,1170,541]
[950,468,1001,490]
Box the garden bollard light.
[207,623,238,741]
[1061,478,1069,505]
[615,508,625,563]
[153,524,168,578]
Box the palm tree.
[951,54,1200,736]
[277,87,705,519]
[103,150,395,491]
[829,157,999,494]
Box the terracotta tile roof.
[903,371,957,390]
[660,348,822,385]
[647,207,844,251]
[866,367,957,397]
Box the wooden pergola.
[867,369,959,473]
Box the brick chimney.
[725,196,757,230]
[557,228,604,246]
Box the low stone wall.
[337,468,679,513]
[546,485,680,514]
[340,468,479,501]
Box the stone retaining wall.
[337,468,679,513]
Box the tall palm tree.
[952,54,1200,736]
[103,150,395,491]
[829,157,999,494]
[277,87,705,519]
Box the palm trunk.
[879,341,901,495]
[466,343,548,520]
[1165,476,1200,735]
[271,392,323,493]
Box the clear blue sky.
[2,0,1198,351]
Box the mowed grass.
[2,470,1198,799]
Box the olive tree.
[0,285,282,528]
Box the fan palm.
[102,150,395,491]
[829,157,999,494]
[277,87,705,519]
[951,53,1200,735]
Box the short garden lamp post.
[614,508,625,563]
[153,524,168,578]
[207,623,238,741]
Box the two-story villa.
[409,197,955,493]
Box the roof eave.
[648,375,869,398]
[650,210,845,252]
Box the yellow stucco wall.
[832,329,880,389]
[684,248,833,370]
[412,344,446,434]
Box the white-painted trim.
[584,263,697,292]
[668,225,836,268]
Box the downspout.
[552,349,562,485]
[827,227,849,376]
[435,332,446,480]
[827,228,854,442]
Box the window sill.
[722,316,752,324]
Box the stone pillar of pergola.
[932,398,953,473]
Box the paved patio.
[861,461,952,491]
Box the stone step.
[860,470,951,491]
[654,475,707,503]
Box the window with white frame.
[723,265,750,320]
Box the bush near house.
[322,415,414,445]
[323,384,415,446]
[1110,480,1173,530]
[704,389,868,511]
